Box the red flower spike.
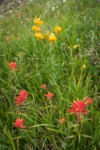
[14,118,26,128]
[19,90,28,99]
[45,92,54,100]
[9,62,17,70]
[60,118,66,123]
[15,90,28,106]
[68,100,87,114]
[68,100,87,122]
[41,84,47,90]
[15,96,25,106]
[85,97,92,104]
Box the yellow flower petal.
[82,64,87,69]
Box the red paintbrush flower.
[45,92,54,100]
[14,118,26,128]
[9,62,17,70]
[60,118,66,123]
[68,100,87,122]
[68,100,86,114]
[15,96,25,106]
[19,90,28,99]
[84,97,92,104]
[41,84,47,90]
[15,90,28,106]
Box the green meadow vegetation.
[0,0,100,149]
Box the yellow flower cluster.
[32,17,44,40]
[32,17,62,42]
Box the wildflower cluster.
[7,17,93,130]
[13,83,54,128]
[8,60,92,128]
[32,17,62,42]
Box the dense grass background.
[0,0,100,149]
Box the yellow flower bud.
[73,45,78,49]
[82,64,87,69]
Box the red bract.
[16,96,25,106]
[41,84,47,90]
[14,118,26,128]
[60,118,66,123]
[19,90,28,99]
[9,62,17,70]
[15,90,28,106]
[68,100,87,122]
[84,97,92,104]
[45,92,54,100]
[68,100,86,114]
